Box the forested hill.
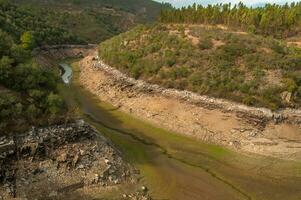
[160,2,301,38]
[0,1,84,45]
[0,1,77,134]
[12,0,171,43]
[0,0,169,134]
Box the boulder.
[281,91,292,103]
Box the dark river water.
[59,62,301,200]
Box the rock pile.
[0,120,138,199]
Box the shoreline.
[79,51,301,160]
[93,55,301,124]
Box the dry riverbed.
[79,51,301,160]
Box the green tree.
[46,93,65,115]
[0,56,13,83]
[21,31,36,50]
[0,30,13,55]
[10,44,30,63]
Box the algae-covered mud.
[59,61,301,200]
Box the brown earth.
[287,41,301,48]
[78,51,301,160]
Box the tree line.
[160,2,301,38]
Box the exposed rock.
[57,152,67,162]
[281,91,292,103]
[0,121,139,199]
[122,187,151,200]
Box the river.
[60,63,73,84]
[59,61,301,200]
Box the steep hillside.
[0,1,78,133]
[98,24,301,110]
[12,0,170,43]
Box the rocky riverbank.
[79,52,301,160]
[0,120,150,200]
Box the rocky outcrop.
[0,120,143,200]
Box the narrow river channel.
[59,61,301,200]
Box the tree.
[21,31,36,50]
[46,93,65,115]
[159,2,301,38]
[10,44,30,63]
[0,56,13,84]
[0,30,13,56]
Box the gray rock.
[48,191,58,197]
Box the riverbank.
[60,60,301,200]
[22,46,301,200]
[79,51,301,160]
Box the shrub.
[198,38,213,50]
[46,93,65,115]
[284,78,297,93]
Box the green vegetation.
[12,0,171,43]
[0,0,84,46]
[0,0,169,133]
[0,1,72,133]
[160,2,301,39]
[99,24,301,109]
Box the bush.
[198,38,213,50]
[284,78,297,93]
[46,93,65,115]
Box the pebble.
[48,191,58,197]
[141,186,147,191]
